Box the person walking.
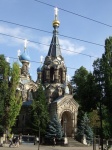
[15,136,20,147]
[53,137,56,146]
[34,136,39,145]
[9,136,16,147]
[9,138,13,147]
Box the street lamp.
[97,81,105,150]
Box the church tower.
[41,8,67,103]
[37,8,79,137]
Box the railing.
[14,135,35,144]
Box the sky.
[0,0,112,81]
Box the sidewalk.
[0,143,100,150]
[1,143,112,150]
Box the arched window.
[50,67,54,83]
[59,68,63,83]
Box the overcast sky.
[0,0,112,81]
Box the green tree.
[30,84,49,136]
[45,114,63,140]
[102,37,112,112]
[6,62,22,131]
[93,36,112,138]
[89,110,100,129]
[72,36,112,139]
[72,66,97,112]
[0,55,22,133]
[76,113,93,144]
[0,55,10,134]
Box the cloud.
[0,25,42,51]
[0,25,38,48]
[38,36,85,55]
[0,25,85,55]
[0,25,25,46]
[0,25,21,35]
[60,39,85,55]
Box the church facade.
[16,8,79,137]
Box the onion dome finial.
[19,39,30,63]
[53,7,60,27]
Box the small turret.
[19,40,30,76]
[37,56,44,82]
[37,66,41,73]
[37,66,42,82]
[19,40,30,62]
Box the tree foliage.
[0,55,22,133]
[30,84,49,135]
[45,114,63,140]
[7,62,22,131]
[76,113,93,144]
[0,55,10,133]
[72,37,112,139]
[89,110,100,129]
[72,66,97,112]
[93,37,112,138]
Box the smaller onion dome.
[37,66,41,73]
[19,52,30,62]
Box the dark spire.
[48,8,62,57]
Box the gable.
[54,94,79,111]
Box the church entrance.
[61,111,73,137]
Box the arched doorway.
[61,111,73,137]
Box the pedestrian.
[13,137,16,145]
[9,134,13,147]
[34,136,39,145]
[15,136,20,147]
[34,136,37,145]
[9,138,13,147]
[18,133,22,144]
[53,137,56,146]
[9,136,16,147]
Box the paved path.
[1,144,112,150]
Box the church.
[16,8,79,138]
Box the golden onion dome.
[53,20,60,27]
